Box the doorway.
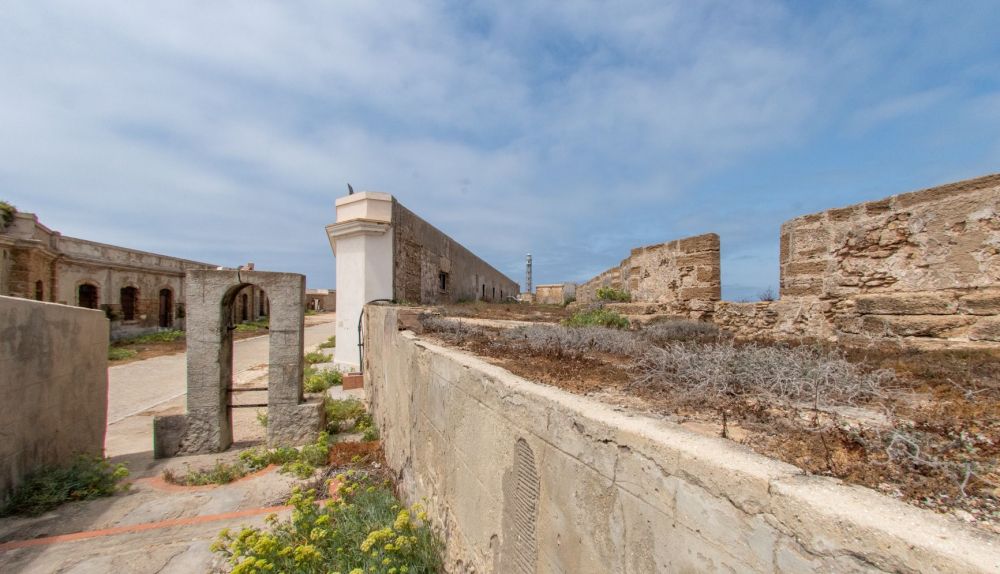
[159,288,173,328]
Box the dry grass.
[418,314,1000,530]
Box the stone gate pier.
[153,269,324,457]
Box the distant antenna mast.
[525,253,532,294]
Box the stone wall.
[392,201,519,304]
[534,283,576,305]
[720,174,1000,345]
[0,212,216,339]
[576,233,720,318]
[363,305,998,573]
[0,296,108,502]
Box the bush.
[563,307,630,329]
[0,200,15,228]
[632,341,892,406]
[1,456,129,516]
[305,369,342,393]
[120,330,185,345]
[108,347,138,361]
[325,397,369,434]
[235,318,269,332]
[499,324,647,358]
[318,336,336,350]
[596,286,631,302]
[165,433,333,486]
[304,351,333,365]
[164,461,246,486]
[212,477,442,574]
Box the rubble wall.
[720,174,1000,344]
[576,233,720,318]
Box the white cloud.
[1,1,997,291]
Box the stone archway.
[153,269,324,457]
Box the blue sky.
[2,1,998,299]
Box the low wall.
[0,296,109,501]
[576,233,720,319]
[364,305,997,573]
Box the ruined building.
[571,173,1000,347]
[0,209,269,339]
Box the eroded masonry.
[153,269,323,457]
[574,173,1000,347]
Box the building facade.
[0,210,270,339]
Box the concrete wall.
[364,304,998,573]
[0,296,108,501]
[392,201,519,304]
[534,283,576,305]
[576,233,720,318]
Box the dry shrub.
[499,324,648,358]
[632,341,892,407]
[640,319,721,345]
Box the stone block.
[781,284,822,297]
[784,259,828,276]
[267,399,325,446]
[860,315,974,338]
[676,233,719,253]
[674,252,717,268]
[697,266,721,282]
[968,317,1000,342]
[679,286,720,301]
[959,290,1000,315]
[853,292,958,315]
[153,414,188,459]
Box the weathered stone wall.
[534,283,576,305]
[719,174,1000,345]
[576,233,720,318]
[364,305,998,573]
[0,296,108,502]
[0,212,216,338]
[392,201,519,304]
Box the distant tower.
[525,253,532,294]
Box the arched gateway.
[153,269,324,457]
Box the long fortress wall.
[575,174,1000,346]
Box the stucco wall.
[392,201,519,304]
[364,304,998,573]
[0,296,109,502]
[576,233,720,318]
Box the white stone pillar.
[326,192,394,370]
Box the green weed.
[1,456,129,516]
[563,307,630,329]
[108,347,138,361]
[596,286,631,302]
[212,477,441,573]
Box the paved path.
[0,314,346,573]
[108,317,336,423]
